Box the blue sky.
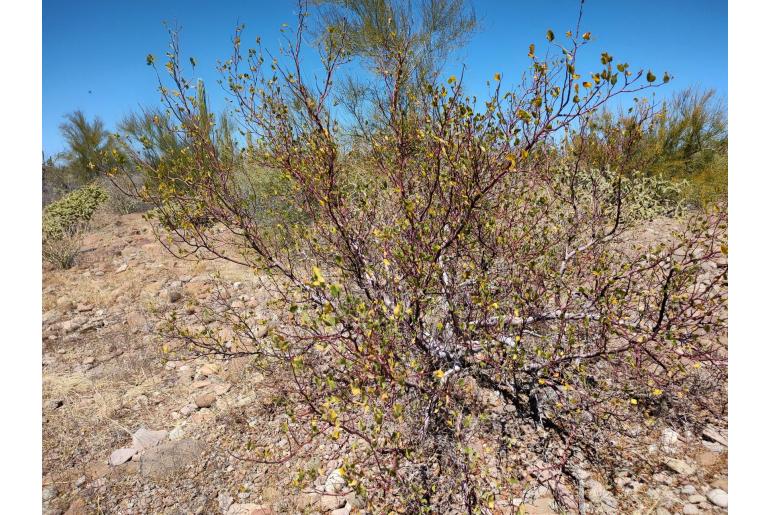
[43,0,727,156]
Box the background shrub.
[43,184,107,268]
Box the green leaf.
[146,54,155,66]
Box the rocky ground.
[42,213,727,514]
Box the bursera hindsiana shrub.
[113,2,727,511]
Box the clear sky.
[43,0,727,156]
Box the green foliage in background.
[554,167,686,223]
[577,87,727,207]
[59,110,114,183]
[42,183,108,240]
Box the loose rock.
[662,457,695,476]
[682,504,700,515]
[702,426,727,447]
[109,447,138,466]
[706,488,727,508]
[325,469,346,494]
[42,486,59,502]
[131,427,168,451]
[195,393,217,408]
[139,439,205,479]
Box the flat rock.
[131,427,168,451]
[191,380,211,389]
[213,382,232,395]
[139,439,205,479]
[706,488,727,508]
[702,426,727,447]
[109,447,138,466]
[682,504,699,515]
[662,457,696,476]
[198,363,221,376]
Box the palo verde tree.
[115,1,727,511]
[59,110,114,184]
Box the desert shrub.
[554,167,686,222]
[122,5,727,512]
[577,88,727,207]
[43,183,108,239]
[98,175,148,214]
[42,225,87,269]
[42,184,107,268]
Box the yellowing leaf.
[494,72,501,81]
[447,75,456,84]
[433,370,445,379]
[630,398,638,405]
[311,266,325,286]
